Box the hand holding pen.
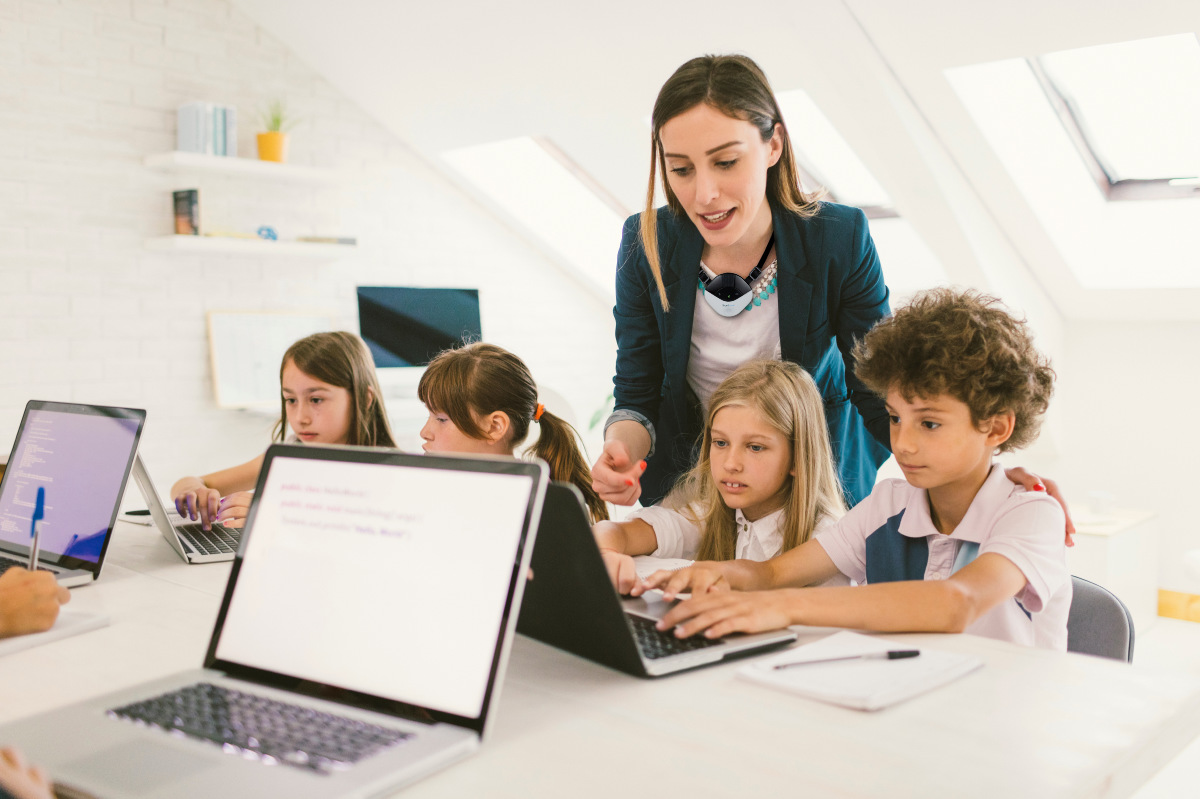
[28,486,44,571]
[0,486,69,639]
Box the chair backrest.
[1066,576,1135,662]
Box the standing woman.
[593,54,891,508]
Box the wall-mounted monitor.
[356,287,482,370]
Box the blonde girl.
[171,331,395,529]
[593,359,845,593]
[417,342,607,523]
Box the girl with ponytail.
[417,342,608,522]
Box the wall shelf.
[144,235,356,258]
[144,151,344,184]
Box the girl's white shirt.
[686,280,782,417]
[631,502,849,586]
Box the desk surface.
[2,521,1199,799]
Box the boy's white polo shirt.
[815,464,1072,650]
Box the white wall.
[0,0,616,488]
[1056,320,1200,595]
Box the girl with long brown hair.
[418,342,607,523]
[171,331,395,529]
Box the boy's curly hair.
[852,288,1055,453]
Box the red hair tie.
[533,403,545,422]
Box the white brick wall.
[1,0,617,487]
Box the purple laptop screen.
[0,408,141,563]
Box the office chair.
[1066,576,1135,662]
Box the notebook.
[738,630,984,711]
[0,444,547,799]
[0,401,145,587]
[517,482,797,677]
[129,454,241,564]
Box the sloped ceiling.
[229,0,1200,322]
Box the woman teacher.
[593,54,891,508]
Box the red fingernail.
[639,460,647,470]
[624,478,634,486]
[1034,484,1046,492]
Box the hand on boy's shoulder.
[1003,467,1074,546]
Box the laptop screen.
[212,448,542,726]
[0,402,144,567]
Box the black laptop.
[517,482,797,677]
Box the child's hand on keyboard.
[213,491,253,529]
[173,480,222,530]
[634,562,731,602]
[599,549,642,595]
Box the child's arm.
[657,552,1028,639]
[171,454,264,529]
[593,518,659,594]
[636,537,845,600]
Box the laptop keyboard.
[627,613,723,660]
[176,523,240,555]
[0,555,54,577]
[108,682,411,775]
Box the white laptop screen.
[214,454,535,720]
[0,405,142,564]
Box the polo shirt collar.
[896,463,1007,542]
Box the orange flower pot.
[256,131,289,163]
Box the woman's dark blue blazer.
[612,201,892,507]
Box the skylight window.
[442,137,625,298]
[774,88,893,213]
[774,89,944,294]
[1038,33,1200,185]
[948,49,1200,289]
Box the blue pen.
[29,486,44,570]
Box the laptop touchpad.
[63,740,218,796]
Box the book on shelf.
[177,102,238,157]
[173,189,199,235]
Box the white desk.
[3,521,1200,798]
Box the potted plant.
[256,100,296,163]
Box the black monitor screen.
[356,287,482,367]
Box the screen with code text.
[0,406,142,563]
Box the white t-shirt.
[687,283,781,416]
[814,463,1072,650]
[631,502,849,586]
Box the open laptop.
[0,444,547,799]
[0,400,145,587]
[130,453,241,563]
[517,482,797,677]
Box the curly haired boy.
[638,288,1073,650]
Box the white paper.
[0,610,110,656]
[738,630,983,711]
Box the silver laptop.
[0,443,547,799]
[517,483,797,677]
[0,400,145,587]
[130,454,241,564]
